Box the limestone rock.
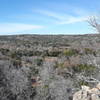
[73,83,100,100]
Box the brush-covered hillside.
[0,34,100,100]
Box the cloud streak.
[35,9,89,25]
[35,10,69,20]
[0,23,44,33]
[56,16,88,24]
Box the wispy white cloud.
[0,23,44,33]
[35,10,67,20]
[35,9,88,25]
[56,16,88,24]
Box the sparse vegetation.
[0,35,100,100]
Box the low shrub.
[12,59,22,68]
[63,49,78,56]
[33,51,42,56]
[35,58,43,66]
[78,80,89,86]
[10,51,21,60]
[58,63,65,68]
[43,85,49,88]
[84,48,95,55]
[10,50,36,59]
[0,48,10,55]
[30,67,39,76]
[72,64,96,75]
[48,51,61,57]
[54,62,65,69]
[75,80,89,88]
[42,50,61,57]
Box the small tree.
[88,16,100,33]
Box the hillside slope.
[0,34,100,100]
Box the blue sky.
[0,0,100,35]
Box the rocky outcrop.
[73,83,100,100]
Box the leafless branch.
[88,16,100,33]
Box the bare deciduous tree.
[88,16,100,33]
